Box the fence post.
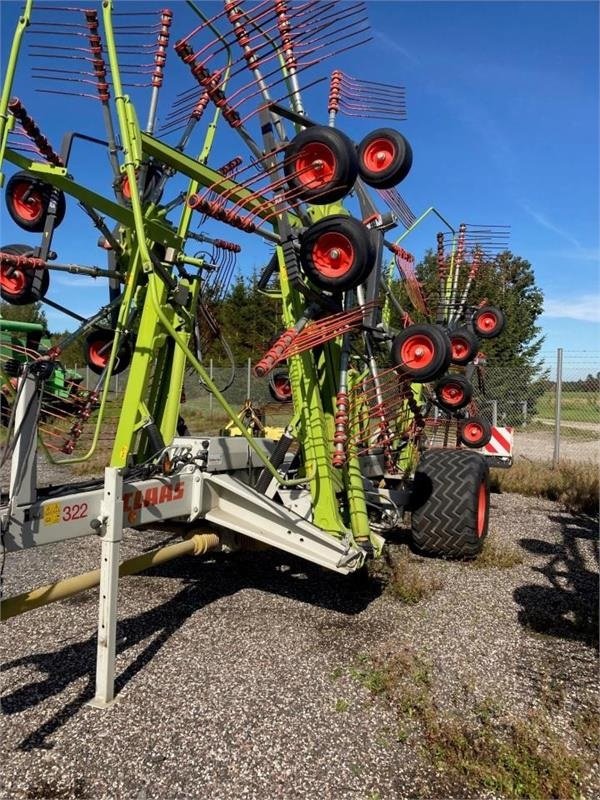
[521,400,528,427]
[491,399,498,427]
[553,347,563,468]
[209,359,214,421]
[247,357,251,400]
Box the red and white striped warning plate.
[482,426,514,457]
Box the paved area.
[1,493,598,799]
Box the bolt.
[329,248,340,260]
[376,151,387,163]
[312,158,324,170]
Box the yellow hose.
[1,532,220,621]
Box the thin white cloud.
[543,295,600,322]
[520,202,583,250]
[53,275,104,290]
[373,30,422,66]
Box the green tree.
[0,301,47,328]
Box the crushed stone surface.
[1,488,598,800]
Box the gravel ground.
[515,430,599,463]
[1,488,598,799]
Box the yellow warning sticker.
[43,503,61,526]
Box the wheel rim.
[439,382,465,407]
[1,268,27,296]
[463,421,484,444]
[312,231,355,278]
[450,336,470,361]
[476,481,487,537]
[400,334,435,369]
[11,182,44,223]
[476,311,499,335]
[88,338,111,368]
[121,176,132,200]
[273,375,291,399]
[295,142,336,189]
[362,137,397,173]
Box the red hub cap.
[273,376,291,398]
[11,182,44,223]
[362,137,397,173]
[0,268,27,296]
[476,311,499,334]
[295,142,336,189]
[400,334,435,369]
[88,339,111,368]
[451,337,469,360]
[476,481,487,537]
[312,232,354,278]
[463,421,484,443]
[439,382,465,406]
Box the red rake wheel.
[357,128,413,189]
[5,172,66,232]
[299,215,375,292]
[448,327,479,365]
[391,324,451,383]
[85,330,132,376]
[269,371,292,403]
[459,416,492,449]
[0,244,50,305]
[472,306,505,339]
[435,373,473,411]
[283,126,358,204]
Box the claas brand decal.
[123,482,184,524]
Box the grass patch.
[379,545,443,605]
[536,390,600,423]
[469,538,523,570]
[335,698,349,712]
[350,651,589,800]
[491,460,599,516]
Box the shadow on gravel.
[514,512,599,649]
[1,549,381,751]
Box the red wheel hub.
[362,137,397,173]
[400,334,435,369]
[476,311,499,334]
[439,382,465,406]
[312,231,355,278]
[88,339,111,368]
[295,142,336,189]
[273,376,291,398]
[0,267,27,296]
[476,481,487,537]
[11,182,44,223]
[451,337,469,360]
[463,421,484,443]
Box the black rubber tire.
[5,171,66,232]
[0,244,50,305]
[357,128,413,189]
[120,164,164,205]
[458,416,492,449]
[85,330,132,375]
[391,323,451,383]
[299,215,375,293]
[472,306,505,339]
[283,125,358,204]
[448,326,479,365]
[410,448,490,558]
[435,373,473,411]
[269,370,292,402]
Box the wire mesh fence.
[80,349,599,464]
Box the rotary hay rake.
[0,1,511,704]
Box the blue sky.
[1,0,598,373]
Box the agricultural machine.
[0,0,511,704]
